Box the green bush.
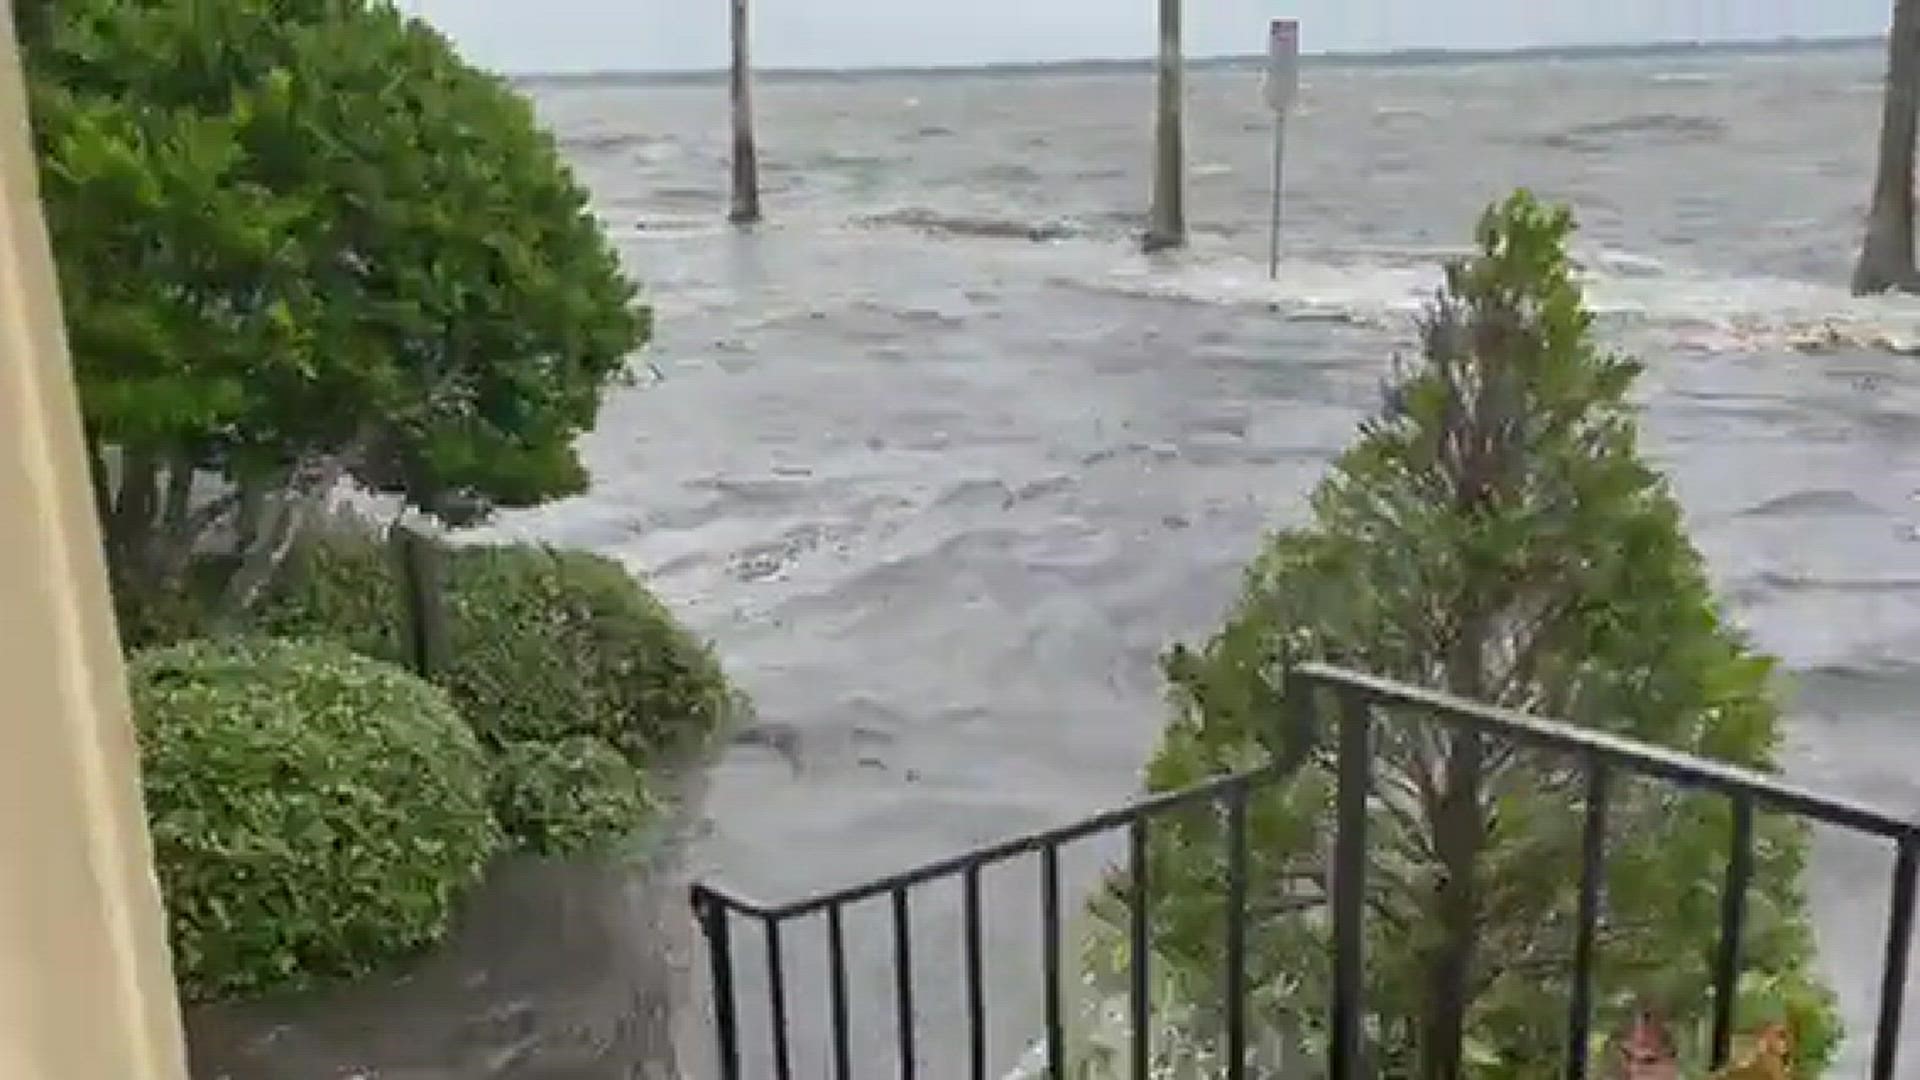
[250,509,407,661]
[262,525,740,768]
[490,737,652,857]
[441,544,738,762]
[113,564,221,650]
[131,637,499,1003]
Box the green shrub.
[490,737,652,856]
[262,525,740,768]
[251,508,407,661]
[113,570,218,650]
[440,544,738,762]
[130,637,499,1003]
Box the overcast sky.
[411,0,1894,75]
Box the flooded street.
[479,45,1920,1074]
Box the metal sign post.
[1263,19,1301,280]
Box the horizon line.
[506,32,1882,84]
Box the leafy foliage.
[260,523,741,764]
[23,0,646,621]
[490,737,652,857]
[247,508,409,660]
[130,637,499,1002]
[436,543,741,763]
[1085,193,1838,1077]
[269,3,647,513]
[246,514,739,862]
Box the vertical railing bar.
[1042,843,1065,1080]
[893,886,917,1079]
[1709,795,1756,1069]
[1563,759,1611,1080]
[964,865,988,1080]
[1283,668,1324,766]
[827,902,852,1080]
[1870,838,1919,1080]
[696,889,742,1080]
[1129,817,1152,1080]
[1224,783,1251,1080]
[764,916,793,1080]
[1330,691,1370,1080]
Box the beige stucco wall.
[0,4,191,1078]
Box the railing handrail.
[691,663,1920,1080]
[693,759,1293,921]
[1290,662,1920,841]
[697,664,1918,918]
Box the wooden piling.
[728,0,762,225]
[1855,0,1920,295]
[1144,0,1185,252]
[391,521,451,680]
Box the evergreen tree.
[1087,193,1838,1077]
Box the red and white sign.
[1264,18,1301,113]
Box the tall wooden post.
[728,0,762,225]
[392,520,451,680]
[1855,0,1920,295]
[1144,0,1186,252]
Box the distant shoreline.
[511,34,1881,88]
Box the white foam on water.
[1080,242,1920,357]
[1648,71,1724,85]
[1583,263,1920,354]
[620,214,734,240]
[1583,245,1669,278]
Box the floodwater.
[484,43,1920,1076]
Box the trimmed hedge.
[130,637,500,1002]
[250,512,408,662]
[262,520,738,764]
[438,543,736,763]
[490,737,652,857]
[256,517,741,853]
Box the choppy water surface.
[488,44,1920,1075]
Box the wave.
[625,213,730,238]
[1089,255,1432,329]
[829,199,1920,358]
[1790,659,1920,686]
[1648,71,1726,85]
[1737,490,1885,519]
[803,151,898,170]
[557,131,675,158]
[1734,570,1920,598]
[1532,111,1727,152]
[975,162,1047,185]
[1062,244,1920,357]
[1579,246,1668,279]
[859,206,1085,242]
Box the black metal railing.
[690,662,1920,1079]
